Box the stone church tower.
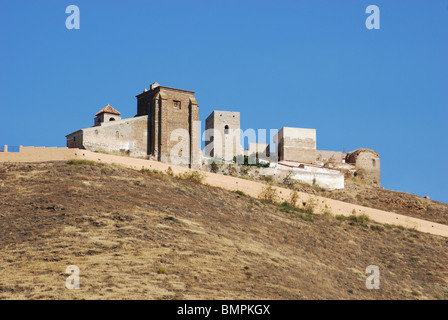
[136,82,200,168]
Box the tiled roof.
[95,104,121,116]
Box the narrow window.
[224,125,229,134]
[372,159,376,167]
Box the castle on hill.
[66,82,380,189]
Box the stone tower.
[274,127,317,163]
[205,110,243,162]
[136,82,200,168]
[345,149,381,187]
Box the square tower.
[136,82,200,168]
[205,110,243,162]
[274,127,316,163]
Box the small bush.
[289,190,299,207]
[303,198,317,215]
[283,171,297,186]
[157,267,167,274]
[280,201,295,213]
[322,210,333,218]
[259,185,279,203]
[164,216,181,224]
[348,213,370,224]
[210,161,219,173]
[235,190,247,197]
[370,225,384,232]
[299,213,314,222]
[177,171,205,184]
[335,214,346,222]
[166,166,174,177]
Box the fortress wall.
[72,116,149,158]
[0,146,78,162]
[316,150,345,163]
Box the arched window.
[224,125,229,135]
[110,117,115,121]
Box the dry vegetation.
[0,161,447,300]
[205,163,448,225]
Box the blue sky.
[1,0,447,203]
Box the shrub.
[370,225,384,232]
[235,190,247,197]
[166,166,174,177]
[280,201,295,213]
[157,267,167,274]
[289,190,299,207]
[322,210,333,218]
[335,214,346,222]
[164,216,181,224]
[348,213,370,224]
[210,161,219,173]
[177,171,205,184]
[303,198,317,215]
[299,213,314,222]
[283,171,297,187]
[259,185,279,203]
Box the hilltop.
[0,161,447,299]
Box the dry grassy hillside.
[0,161,447,300]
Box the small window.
[173,100,181,110]
[110,117,115,121]
[372,159,376,167]
[224,125,229,134]
[73,136,76,142]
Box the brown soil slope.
[0,161,447,300]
